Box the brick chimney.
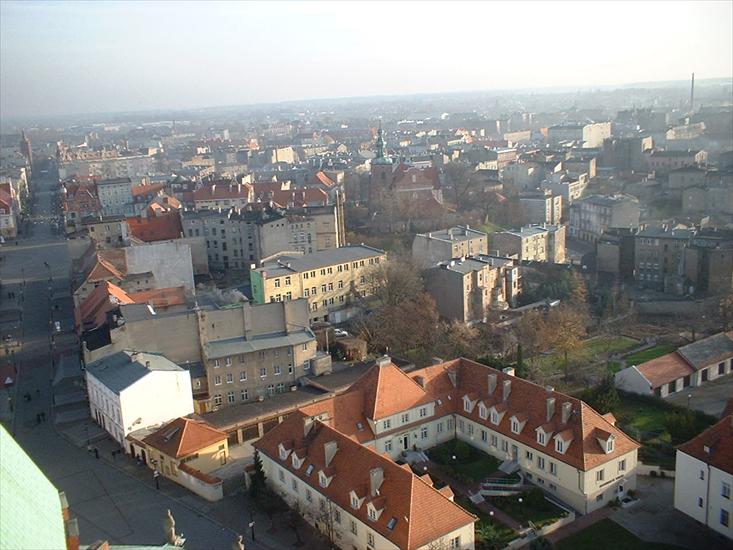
[65,518,80,550]
[561,402,572,424]
[487,373,497,395]
[324,440,338,468]
[546,398,556,422]
[502,379,512,402]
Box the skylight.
[387,517,397,530]
[305,464,314,476]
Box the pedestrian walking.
[93,448,99,459]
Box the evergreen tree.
[250,449,266,497]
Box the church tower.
[369,121,393,211]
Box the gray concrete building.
[518,190,563,225]
[412,225,489,268]
[569,194,641,243]
[491,224,566,263]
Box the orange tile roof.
[348,360,434,421]
[253,187,328,208]
[126,211,183,242]
[127,286,186,308]
[143,417,227,459]
[677,414,733,475]
[312,171,335,187]
[635,352,695,389]
[254,415,475,550]
[78,281,135,329]
[132,182,165,198]
[193,182,253,201]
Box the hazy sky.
[1,0,731,118]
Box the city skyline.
[1,0,732,119]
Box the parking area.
[666,374,733,417]
[611,477,728,549]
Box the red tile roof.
[253,187,328,208]
[127,286,186,308]
[312,171,335,187]
[193,182,253,201]
[143,417,227,459]
[254,415,475,549]
[126,212,183,242]
[635,352,695,389]
[132,183,165,198]
[677,414,733,475]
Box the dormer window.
[368,506,377,521]
[537,431,546,445]
[606,438,615,453]
[491,411,499,425]
[351,494,360,509]
[478,403,487,420]
[511,419,520,434]
[291,454,302,469]
[319,471,330,488]
[555,439,564,453]
[278,444,291,461]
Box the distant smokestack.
[690,72,695,113]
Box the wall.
[125,241,195,293]
[614,366,652,396]
[674,451,710,525]
[175,466,224,501]
[425,268,468,323]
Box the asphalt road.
[0,175,241,549]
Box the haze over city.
[1,2,733,550]
[1,0,732,119]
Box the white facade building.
[85,351,194,449]
[674,415,733,540]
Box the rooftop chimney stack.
[369,467,384,497]
[561,402,572,424]
[488,373,497,395]
[324,440,338,468]
[502,379,512,402]
[546,397,556,422]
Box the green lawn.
[624,345,676,366]
[485,490,566,528]
[428,439,500,482]
[536,335,639,372]
[480,221,504,235]
[456,496,517,549]
[555,518,685,550]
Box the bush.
[525,488,548,510]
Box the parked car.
[334,328,349,338]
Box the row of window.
[213,345,307,368]
[380,408,429,430]
[213,364,306,385]
[212,383,289,405]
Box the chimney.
[561,402,572,424]
[414,375,425,388]
[65,518,80,550]
[546,397,556,422]
[369,467,384,497]
[375,355,391,368]
[502,379,512,402]
[324,440,338,468]
[487,373,497,395]
[303,416,314,437]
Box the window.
[490,434,498,447]
[501,439,508,452]
[276,383,284,393]
[274,366,281,376]
[450,536,461,549]
[419,407,427,417]
[464,400,472,413]
[319,499,326,513]
[226,373,233,384]
[351,495,359,509]
[478,404,487,420]
[618,459,626,472]
[278,469,285,482]
[333,509,341,524]
[260,367,267,378]
[306,489,312,502]
[274,279,281,288]
[382,419,391,430]
[227,391,235,403]
[491,411,499,425]
[327,282,333,291]
[240,389,248,401]
[721,509,730,527]
[321,284,327,293]
[722,482,731,499]
[291,478,298,492]
[437,422,444,433]
[700,470,705,480]
[481,430,487,442]
[526,450,534,461]
[698,497,704,508]
[350,520,357,535]
[468,424,474,436]
[596,469,605,482]
[550,462,557,476]
[267,384,274,395]
[214,394,222,406]
[240,371,247,382]
[385,440,392,452]
[537,431,546,445]
[368,507,377,521]
[367,532,375,547]
[214,375,222,386]
[401,413,410,423]
[225,357,232,366]
[538,457,545,470]
[511,419,520,434]
[285,276,291,286]
[214,359,220,368]
[555,439,563,453]
[458,419,465,432]
[421,426,428,439]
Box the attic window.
[387,517,397,531]
[606,438,615,453]
[555,439,564,453]
[356,422,365,431]
[305,464,314,476]
[478,404,487,420]
[511,419,520,434]
[437,399,443,406]
[368,506,377,521]
[319,471,329,488]
[351,494,359,509]
[491,410,499,425]
[537,431,546,445]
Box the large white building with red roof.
[254,357,640,549]
[674,414,733,539]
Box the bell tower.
[369,120,393,211]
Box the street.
[0,174,246,549]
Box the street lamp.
[687,394,692,408]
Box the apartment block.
[491,224,566,263]
[250,245,387,323]
[634,226,694,290]
[412,226,489,268]
[424,255,520,324]
[519,190,563,225]
[96,177,134,217]
[568,194,640,243]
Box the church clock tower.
[369,121,393,211]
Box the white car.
[334,328,349,338]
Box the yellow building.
[250,245,387,323]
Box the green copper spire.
[373,120,393,165]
